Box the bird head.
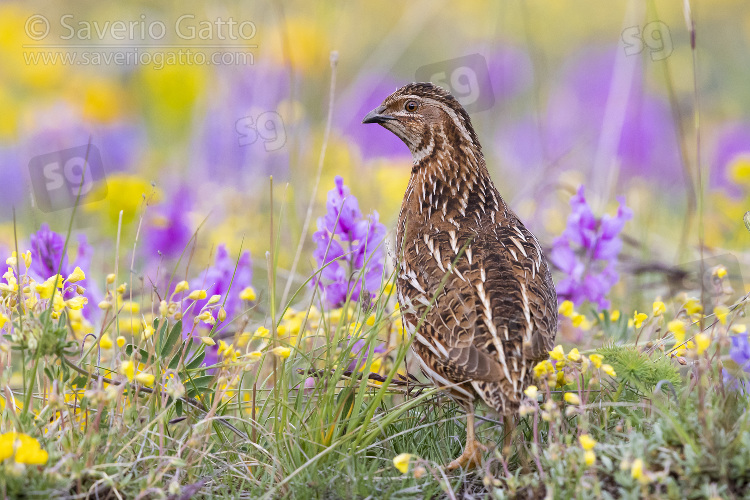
[362,82,480,160]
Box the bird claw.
[444,440,487,471]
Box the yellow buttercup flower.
[602,364,616,377]
[584,449,596,467]
[610,310,621,322]
[65,296,88,310]
[35,275,62,299]
[567,348,581,362]
[116,336,126,348]
[392,453,413,474]
[533,360,555,378]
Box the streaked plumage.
[363,82,557,469]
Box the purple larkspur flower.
[550,186,632,309]
[144,186,193,259]
[312,176,386,308]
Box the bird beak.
[362,105,395,124]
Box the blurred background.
[1,0,749,314]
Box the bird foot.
[444,440,487,471]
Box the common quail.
[363,82,557,469]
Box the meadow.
[2,1,750,498]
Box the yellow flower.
[684,298,703,316]
[98,300,112,310]
[564,393,581,405]
[695,333,710,355]
[589,354,603,368]
[652,301,666,317]
[99,333,114,350]
[142,324,155,339]
[246,351,263,361]
[714,266,727,279]
[602,364,616,377]
[200,336,216,346]
[188,289,207,300]
[67,266,86,283]
[65,296,88,310]
[714,305,729,325]
[610,310,620,322]
[668,320,686,343]
[731,324,747,334]
[116,336,126,348]
[0,433,49,465]
[135,372,155,386]
[533,360,555,378]
[571,313,585,328]
[567,348,581,362]
[393,453,413,474]
[21,251,31,269]
[584,449,596,467]
[0,313,8,330]
[35,275,62,299]
[524,385,538,399]
[218,307,227,322]
[549,345,565,361]
[174,281,189,293]
[633,311,648,328]
[207,294,221,305]
[120,360,135,382]
[255,326,270,338]
[239,286,257,301]
[579,434,597,450]
[271,346,291,359]
[631,458,645,481]
[558,300,574,317]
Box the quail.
[362,82,557,469]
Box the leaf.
[185,350,206,371]
[168,342,186,370]
[185,375,214,398]
[160,320,183,359]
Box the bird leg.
[445,402,487,470]
[501,414,517,456]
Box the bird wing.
[400,217,556,386]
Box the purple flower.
[29,223,98,318]
[144,186,193,260]
[725,333,750,391]
[710,122,750,197]
[550,186,632,309]
[346,339,386,372]
[190,244,252,324]
[312,176,386,308]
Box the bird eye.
[404,100,418,112]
